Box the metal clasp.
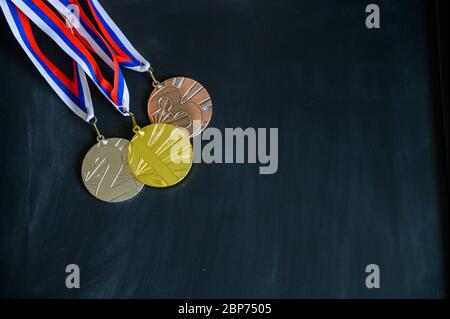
[128,112,141,133]
[147,66,160,88]
[89,117,105,142]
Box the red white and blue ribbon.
[49,0,150,72]
[1,0,94,120]
[86,0,150,71]
[1,0,133,121]
[47,0,115,69]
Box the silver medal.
[81,138,144,202]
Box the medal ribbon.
[86,0,150,71]
[1,0,93,120]
[49,0,151,72]
[1,0,131,121]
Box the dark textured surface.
[0,0,448,298]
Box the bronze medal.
[147,77,213,137]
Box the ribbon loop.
[1,0,134,120]
[1,0,151,122]
[48,0,151,71]
[1,0,94,121]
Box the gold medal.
[81,137,144,202]
[127,121,193,188]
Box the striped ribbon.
[1,0,151,121]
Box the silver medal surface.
[81,138,144,202]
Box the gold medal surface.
[147,77,213,137]
[81,138,144,202]
[127,123,193,187]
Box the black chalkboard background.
[0,0,448,298]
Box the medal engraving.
[81,138,144,202]
[147,77,212,137]
[128,123,193,187]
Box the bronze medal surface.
[147,77,212,137]
[81,138,144,202]
[128,123,193,188]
